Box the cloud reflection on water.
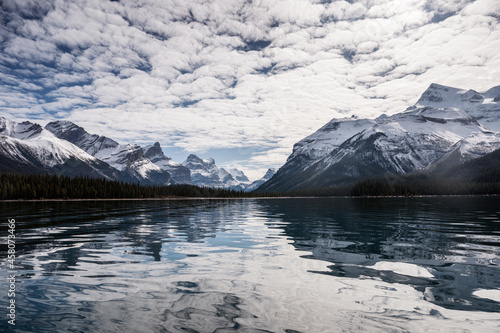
[1,197,499,332]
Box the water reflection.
[259,197,500,311]
[1,198,499,332]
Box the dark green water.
[1,197,499,332]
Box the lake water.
[1,197,500,332]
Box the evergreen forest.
[0,173,268,200]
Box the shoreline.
[1,194,498,202]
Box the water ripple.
[1,197,500,332]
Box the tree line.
[350,148,500,196]
[350,177,500,196]
[0,173,276,200]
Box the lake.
[1,197,500,332]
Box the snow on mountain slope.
[416,83,484,109]
[1,117,94,167]
[182,154,250,189]
[95,143,141,171]
[0,117,120,179]
[291,116,376,164]
[144,142,191,184]
[257,84,500,192]
[183,154,228,188]
[45,121,119,156]
[88,143,172,185]
[417,83,500,131]
[228,168,250,183]
[1,118,43,140]
[246,168,276,192]
[3,118,250,188]
[45,121,172,185]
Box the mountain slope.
[144,142,191,184]
[0,117,121,180]
[247,168,276,192]
[46,121,171,185]
[182,154,250,189]
[350,148,500,196]
[6,118,250,188]
[45,121,120,156]
[257,84,500,192]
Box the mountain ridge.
[257,83,500,192]
[1,117,257,190]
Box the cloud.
[1,0,499,179]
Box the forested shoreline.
[0,173,272,200]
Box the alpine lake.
[1,196,499,332]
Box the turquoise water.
[1,197,500,332]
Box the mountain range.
[2,83,498,195]
[257,83,500,192]
[0,117,271,191]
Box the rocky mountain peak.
[45,120,119,156]
[461,89,484,104]
[184,154,203,164]
[263,168,277,179]
[183,154,215,167]
[228,168,250,183]
[416,83,462,107]
[46,121,91,144]
[144,142,165,161]
[1,117,43,139]
[415,83,495,110]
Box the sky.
[1,0,499,180]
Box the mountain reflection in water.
[1,197,499,332]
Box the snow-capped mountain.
[45,120,119,156]
[144,142,191,184]
[0,117,121,179]
[2,117,256,189]
[228,168,250,183]
[257,83,500,192]
[182,154,250,189]
[46,121,173,185]
[246,168,276,192]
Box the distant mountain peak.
[144,142,165,160]
[416,83,462,107]
[246,168,277,192]
[144,142,190,184]
[415,83,494,109]
[184,154,215,166]
[263,168,277,178]
[228,168,250,183]
[45,120,172,185]
[182,154,252,189]
[184,154,203,163]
